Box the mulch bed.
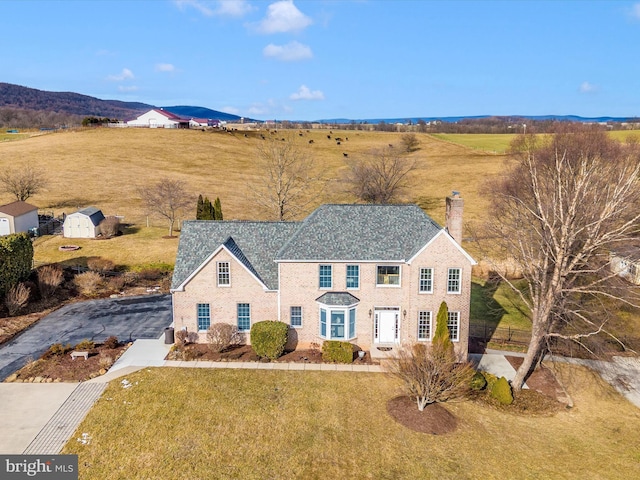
[168,344,377,364]
[504,356,568,402]
[387,396,458,434]
[6,343,130,383]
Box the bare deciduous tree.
[386,342,474,411]
[139,179,192,237]
[343,147,416,203]
[252,136,324,221]
[481,124,640,392]
[0,161,47,201]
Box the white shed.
[63,207,105,238]
[0,201,39,236]
[610,244,640,285]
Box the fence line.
[469,323,530,346]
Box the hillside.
[0,83,152,120]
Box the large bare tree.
[482,125,640,391]
[343,147,416,203]
[252,136,324,221]
[139,178,192,237]
[0,161,47,201]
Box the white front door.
[375,309,399,344]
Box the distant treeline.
[0,107,82,129]
[273,117,640,134]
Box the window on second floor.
[447,268,461,294]
[346,265,359,289]
[217,261,230,286]
[319,265,332,289]
[377,265,400,286]
[419,267,433,293]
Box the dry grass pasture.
[0,127,507,266]
[62,366,640,480]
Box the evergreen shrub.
[250,321,289,360]
[322,340,354,363]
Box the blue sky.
[2,0,640,120]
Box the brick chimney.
[445,191,463,244]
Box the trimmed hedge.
[250,321,289,360]
[0,233,33,296]
[322,340,354,363]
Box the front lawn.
[63,368,640,479]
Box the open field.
[62,367,640,479]
[431,133,516,153]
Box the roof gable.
[171,221,299,291]
[276,204,443,262]
[75,207,105,226]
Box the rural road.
[0,294,172,381]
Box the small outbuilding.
[0,201,39,236]
[610,244,640,285]
[63,207,105,238]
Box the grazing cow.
[335,138,343,142]
[343,153,348,157]
[389,144,394,147]
[327,135,331,139]
[299,132,303,136]
[337,141,341,145]
[309,139,314,144]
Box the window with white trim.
[447,268,461,294]
[217,261,230,286]
[197,303,210,331]
[447,311,460,342]
[319,265,332,289]
[377,265,401,286]
[419,268,433,293]
[290,306,302,328]
[418,311,432,340]
[319,306,357,340]
[346,265,359,289]
[237,303,251,332]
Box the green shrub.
[470,371,488,391]
[75,339,95,351]
[490,376,514,405]
[0,233,33,296]
[482,371,499,390]
[250,321,289,360]
[322,340,354,363]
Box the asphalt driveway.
[0,294,172,381]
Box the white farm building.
[63,207,105,238]
[126,109,190,129]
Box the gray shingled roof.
[77,207,105,226]
[315,292,360,306]
[171,221,299,291]
[172,204,444,292]
[276,204,442,261]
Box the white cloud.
[118,85,139,92]
[215,0,254,17]
[174,0,253,17]
[174,0,213,16]
[257,0,312,34]
[629,3,640,19]
[155,63,176,72]
[579,81,598,93]
[263,41,312,61]
[107,68,134,81]
[248,104,270,116]
[290,85,324,101]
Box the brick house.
[171,196,476,358]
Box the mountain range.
[1,82,637,124]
